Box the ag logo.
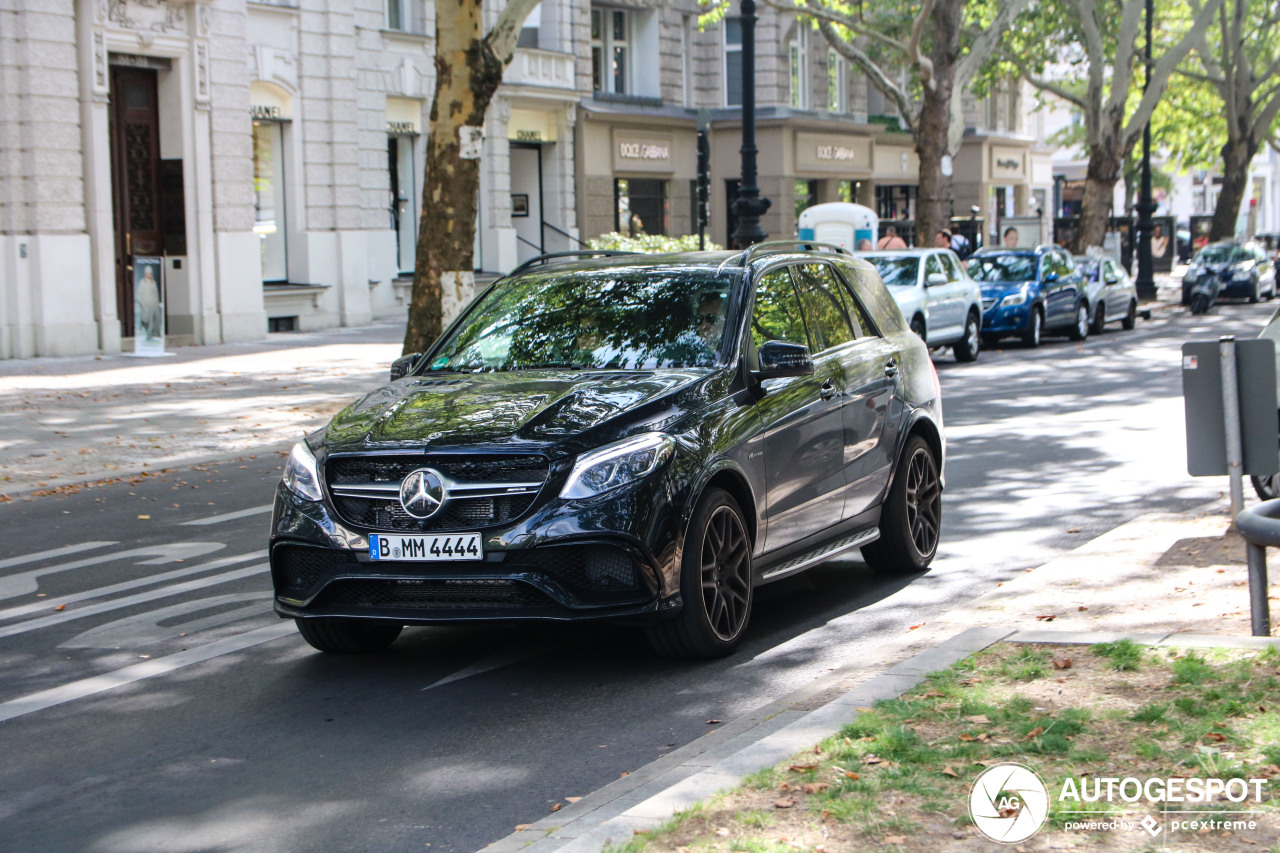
[969,762,1050,844]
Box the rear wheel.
[647,488,753,658]
[910,315,927,343]
[1068,301,1090,341]
[295,618,402,654]
[1191,292,1210,315]
[861,435,941,575]
[954,311,981,363]
[1121,299,1137,330]
[1021,306,1043,348]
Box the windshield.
[966,252,1038,283]
[427,266,733,372]
[1197,245,1247,264]
[1074,258,1100,280]
[866,256,920,287]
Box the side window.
[750,268,810,351]
[1058,252,1074,277]
[791,263,857,351]
[923,253,944,281]
[939,253,963,280]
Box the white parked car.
[858,249,984,362]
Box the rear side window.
[750,269,810,350]
[790,263,858,351]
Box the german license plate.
[369,533,484,561]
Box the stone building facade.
[0,0,1051,360]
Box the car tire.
[295,617,403,654]
[910,315,926,343]
[1090,302,1106,335]
[954,311,981,363]
[1068,301,1089,341]
[1253,473,1280,501]
[1121,299,1137,330]
[861,435,941,575]
[646,488,753,659]
[1021,306,1043,348]
[1250,282,1259,303]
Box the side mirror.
[925,272,948,286]
[1104,275,1119,285]
[754,340,815,381]
[390,353,425,381]
[1043,271,1059,283]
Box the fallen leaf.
[550,803,562,813]
[803,782,829,794]
[941,766,960,777]
[54,604,66,612]
[1036,614,1057,622]
[963,714,991,724]
[842,771,859,780]
[1067,527,1082,533]
[1078,605,1088,611]
[715,828,730,837]
[137,514,150,520]
[619,771,630,777]
[789,763,818,772]
[514,825,530,832]
[565,796,581,803]
[922,690,944,698]
[1204,732,1228,743]
[864,755,884,764]
[958,733,977,742]
[774,798,795,809]
[1023,726,1045,741]
[706,718,722,724]
[1052,658,1073,670]
[884,835,906,844]
[908,623,923,630]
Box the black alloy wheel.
[647,488,753,658]
[862,435,941,574]
[954,311,981,363]
[910,316,927,343]
[1253,473,1280,500]
[1122,299,1137,330]
[295,617,403,654]
[1090,302,1107,335]
[1021,306,1043,348]
[1068,301,1090,341]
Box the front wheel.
[861,435,941,575]
[1068,301,1090,341]
[1021,306,1043,348]
[1121,299,1137,330]
[954,311,981,363]
[295,618,402,654]
[646,488,753,658]
[1191,293,1210,315]
[910,316,927,343]
[1249,282,1260,303]
[1253,473,1280,500]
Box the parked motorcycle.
[1189,274,1220,314]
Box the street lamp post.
[730,0,770,248]
[1134,0,1157,300]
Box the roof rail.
[733,240,851,267]
[506,250,642,278]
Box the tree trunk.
[1210,135,1256,242]
[403,5,505,356]
[914,0,962,247]
[1072,141,1123,253]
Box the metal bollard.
[1236,498,1280,637]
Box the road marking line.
[0,622,297,724]
[180,505,273,526]
[0,552,264,623]
[0,564,270,639]
[421,640,572,691]
[0,542,226,601]
[0,542,118,571]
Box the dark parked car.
[269,244,945,658]
[1182,241,1276,305]
[966,245,1088,347]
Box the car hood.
[978,280,1033,295]
[319,368,715,454]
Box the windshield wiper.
[511,362,582,371]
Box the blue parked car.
[965,245,1088,348]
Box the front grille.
[272,546,358,598]
[326,453,549,532]
[316,578,552,610]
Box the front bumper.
[269,468,684,624]
[981,298,1032,335]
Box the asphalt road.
[0,298,1273,853]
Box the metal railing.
[1235,498,1280,636]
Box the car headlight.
[282,441,323,501]
[1002,289,1028,307]
[561,433,675,500]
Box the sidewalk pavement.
[0,319,406,499]
[485,507,1278,853]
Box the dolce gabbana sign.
[612,132,675,173]
[796,132,871,175]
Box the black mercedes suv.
[269,243,945,658]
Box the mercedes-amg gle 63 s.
[269,243,945,658]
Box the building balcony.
[503,49,577,92]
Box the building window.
[681,15,693,107]
[875,184,917,223]
[386,0,424,33]
[518,2,542,48]
[724,17,742,107]
[790,27,808,109]
[615,178,668,236]
[252,120,287,283]
[592,7,631,95]
[388,135,417,274]
[828,50,845,114]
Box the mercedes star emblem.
[399,468,446,519]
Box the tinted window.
[751,268,810,350]
[866,256,919,287]
[939,252,963,280]
[429,268,731,371]
[924,254,943,280]
[966,252,1038,282]
[791,263,857,351]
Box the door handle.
[884,358,898,378]
[819,379,837,401]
